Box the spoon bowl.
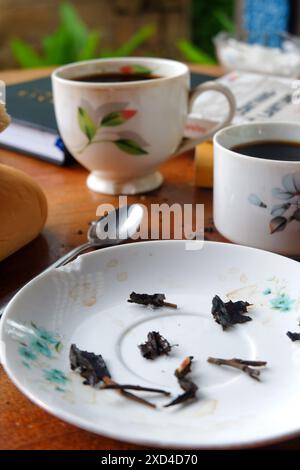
[88,204,144,246]
[0,204,144,321]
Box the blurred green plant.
[177,1,235,64]
[177,40,216,64]
[10,1,155,68]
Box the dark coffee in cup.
[231,140,300,162]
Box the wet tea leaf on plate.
[139,331,173,360]
[287,331,300,342]
[211,295,252,330]
[70,343,110,386]
[128,292,177,308]
[164,356,198,407]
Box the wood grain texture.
[0,66,297,450]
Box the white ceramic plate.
[1,240,300,449]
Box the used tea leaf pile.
[68,291,268,410]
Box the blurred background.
[0,0,300,71]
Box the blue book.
[0,76,73,165]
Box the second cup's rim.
[213,121,300,166]
[52,57,189,88]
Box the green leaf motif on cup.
[76,104,148,155]
[115,138,148,155]
[77,107,96,141]
[100,109,137,127]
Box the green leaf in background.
[41,1,92,65]
[9,38,46,68]
[213,9,235,34]
[191,0,235,59]
[78,107,97,141]
[42,27,72,65]
[177,39,216,64]
[115,139,148,155]
[78,31,101,61]
[101,109,136,127]
[102,24,155,58]
[60,1,87,42]
[10,2,154,68]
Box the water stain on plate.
[228,267,240,275]
[261,316,273,325]
[116,272,128,282]
[83,296,96,307]
[106,259,118,268]
[195,399,218,418]
[69,285,79,301]
[227,284,258,301]
[82,282,97,306]
[240,273,248,284]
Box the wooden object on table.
[0,163,47,261]
[194,141,214,188]
[0,66,297,451]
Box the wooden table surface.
[0,65,298,450]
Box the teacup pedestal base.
[86,171,163,195]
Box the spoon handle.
[43,242,92,273]
[0,241,92,320]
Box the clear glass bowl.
[214,32,300,78]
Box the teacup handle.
[174,81,236,155]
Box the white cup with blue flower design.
[52,57,235,195]
[214,122,300,256]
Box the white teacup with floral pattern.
[52,58,235,195]
[214,122,300,256]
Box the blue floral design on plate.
[14,322,68,394]
[270,293,295,312]
[43,368,69,386]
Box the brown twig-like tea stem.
[103,376,156,408]
[232,359,267,367]
[163,301,178,309]
[101,383,170,396]
[207,357,267,381]
[120,389,156,408]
